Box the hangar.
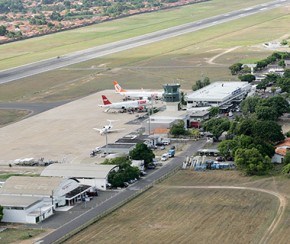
[0,176,92,224]
[41,164,119,190]
[185,82,251,111]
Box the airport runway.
[0,0,289,84]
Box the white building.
[0,195,53,224]
[41,164,119,191]
[0,176,93,224]
[185,82,251,111]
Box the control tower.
[162,83,181,111]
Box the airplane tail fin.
[113,81,126,93]
[101,95,112,105]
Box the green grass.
[0,228,45,243]
[0,110,31,127]
[0,0,273,70]
[0,173,39,180]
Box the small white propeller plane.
[93,120,123,135]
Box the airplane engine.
[138,106,144,111]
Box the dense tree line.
[0,0,24,13]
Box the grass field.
[0,227,45,244]
[0,110,31,127]
[64,170,290,244]
[1,6,290,105]
[0,0,273,70]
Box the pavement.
[35,138,207,244]
[0,90,149,165]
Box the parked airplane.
[98,95,151,112]
[113,81,163,100]
[93,120,123,135]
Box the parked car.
[161,153,169,161]
[147,164,156,169]
[216,156,224,162]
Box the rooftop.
[186,82,251,102]
[41,164,118,179]
[0,176,65,196]
[0,195,42,207]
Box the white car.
[161,153,169,161]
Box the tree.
[170,120,187,137]
[217,139,237,159]
[283,151,290,165]
[240,96,261,115]
[202,117,230,140]
[106,158,140,187]
[0,25,7,36]
[238,74,255,83]
[235,148,272,175]
[252,120,284,144]
[229,63,243,75]
[129,143,155,167]
[209,106,219,117]
[255,105,278,121]
[266,96,289,117]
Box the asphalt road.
[0,102,69,116]
[36,139,207,244]
[1,0,289,84]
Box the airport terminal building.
[185,82,251,111]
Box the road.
[0,102,69,116]
[1,0,289,84]
[36,139,207,244]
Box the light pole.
[105,128,108,155]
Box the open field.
[0,227,45,244]
[0,110,31,127]
[64,170,290,244]
[1,2,290,106]
[0,0,274,70]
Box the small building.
[187,110,210,128]
[0,176,89,208]
[41,164,119,191]
[272,138,290,163]
[145,110,189,134]
[0,195,53,224]
[0,176,93,223]
[101,143,136,155]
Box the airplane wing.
[93,128,103,132]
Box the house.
[272,138,290,163]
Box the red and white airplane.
[113,81,163,100]
[98,95,151,112]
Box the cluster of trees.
[104,143,155,187]
[255,52,290,70]
[216,117,284,175]
[209,94,288,175]
[169,120,200,138]
[257,69,290,93]
[240,95,289,121]
[0,24,22,38]
[0,0,24,13]
[104,157,140,187]
[192,77,210,91]
[229,52,290,84]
